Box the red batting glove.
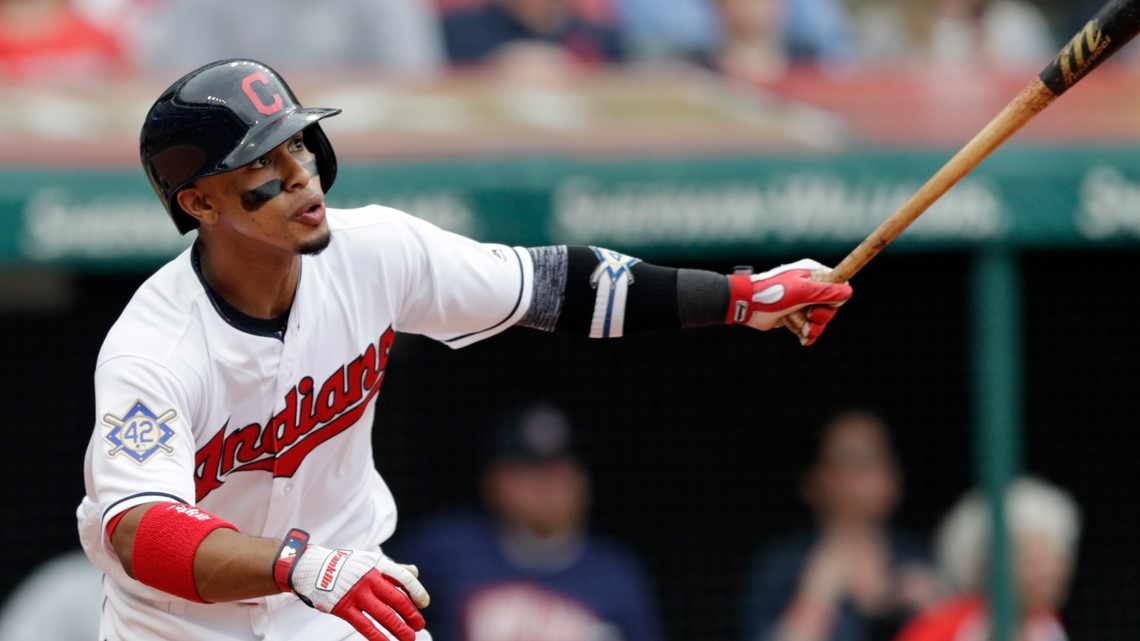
[277,529,430,641]
[726,259,853,346]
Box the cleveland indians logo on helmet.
[242,71,284,116]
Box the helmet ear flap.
[305,123,338,195]
[170,196,201,235]
[167,180,203,235]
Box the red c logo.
[241,71,283,116]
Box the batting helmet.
[140,59,341,234]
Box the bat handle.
[779,267,845,338]
[780,311,807,338]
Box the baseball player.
[76,59,853,641]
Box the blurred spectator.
[740,409,942,641]
[435,0,614,24]
[894,476,1080,641]
[441,0,625,72]
[0,0,128,83]
[0,548,102,641]
[137,0,444,76]
[781,0,856,64]
[706,0,856,85]
[707,0,791,84]
[71,0,161,68]
[388,402,663,641]
[614,0,722,59]
[849,0,1055,70]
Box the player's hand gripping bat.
[783,0,1140,337]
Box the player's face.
[191,132,330,256]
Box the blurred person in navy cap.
[387,401,663,641]
[441,0,625,81]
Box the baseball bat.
[783,0,1140,335]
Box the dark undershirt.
[190,245,291,340]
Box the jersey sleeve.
[88,355,199,532]
[386,211,534,349]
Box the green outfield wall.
[3,146,1140,269]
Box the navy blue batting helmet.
[140,59,340,234]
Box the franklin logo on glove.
[318,550,351,592]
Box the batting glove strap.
[273,528,310,594]
[290,544,430,641]
[726,270,754,324]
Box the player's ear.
[176,184,221,226]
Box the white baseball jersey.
[77,205,534,640]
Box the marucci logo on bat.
[194,328,395,501]
[1055,20,1111,88]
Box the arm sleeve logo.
[102,401,178,465]
[587,247,641,338]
